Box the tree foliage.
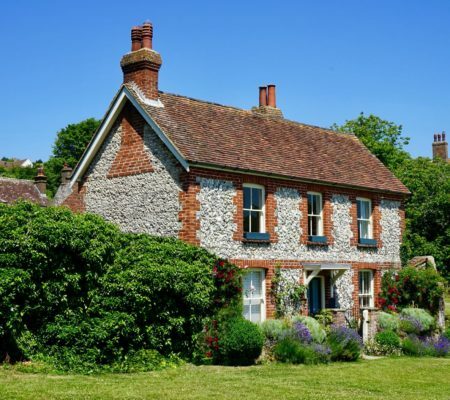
[332,112,410,171]
[45,118,100,196]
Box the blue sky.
[1,0,449,161]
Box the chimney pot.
[438,133,442,142]
[267,84,276,108]
[131,26,142,51]
[142,22,153,49]
[442,132,446,142]
[434,134,437,142]
[259,86,268,107]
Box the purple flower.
[329,325,363,348]
[433,336,450,357]
[312,343,332,356]
[293,322,312,344]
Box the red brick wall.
[107,102,153,178]
[61,182,86,212]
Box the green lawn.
[1,358,449,400]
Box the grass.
[1,358,449,400]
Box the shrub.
[378,312,399,332]
[379,267,445,313]
[217,317,264,366]
[444,327,450,340]
[292,316,326,343]
[0,202,242,371]
[273,338,330,365]
[375,331,401,349]
[399,316,424,335]
[292,322,313,344]
[260,319,285,343]
[402,335,430,356]
[364,339,402,356]
[327,325,363,361]
[400,308,435,333]
[431,336,450,357]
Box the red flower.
[219,260,225,267]
[205,351,212,358]
[388,305,397,311]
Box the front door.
[308,277,323,315]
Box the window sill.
[358,238,377,246]
[243,232,271,243]
[307,236,329,246]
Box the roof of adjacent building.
[133,87,409,195]
[0,177,47,206]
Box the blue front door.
[308,277,323,315]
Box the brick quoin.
[107,102,153,179]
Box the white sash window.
[359,270,374,308]
[357,198,373,239]
[243,269,266,322]
[307,192,323,236]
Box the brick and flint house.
[55,22,410,322]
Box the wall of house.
[61,103,183,237]
[178,168,404,316]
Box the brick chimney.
[252,84,283,118]
[34,166,47,194]
[432,132,448,161]
[121,21,162,100]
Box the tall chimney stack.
[432,131,449,162]
[252,84,283,118]
[121,21,162,100]
[34,166,47,194]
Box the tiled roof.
[130,85,410,195]
[0,177,47,206]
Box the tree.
[397,157,450,278]
[332,113,411,171]
[45,118,101,196]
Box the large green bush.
[0,202,240,371]
[217,317,264,366]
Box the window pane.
[309,215,319,236]
[359,220,369,239]
[250,211,261,233]
[308,194,313,215]
[358,199,370,219]
[250,304,262,323]
[243,187,251,209]
[243,210,250,233]
[243,273,252,297]
[313,195,321,215]
[251,271,262,297]
[252,188,262,210]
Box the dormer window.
[243,184,269,241]
[307,192,325,242]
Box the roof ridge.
[158,90,355,137]
[0,176,34,184]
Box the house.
[55,22,410,322]
[0,158,33,168]
[0,167,48,206]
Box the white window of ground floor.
[359,269,374,308]
[243,269,266,322]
